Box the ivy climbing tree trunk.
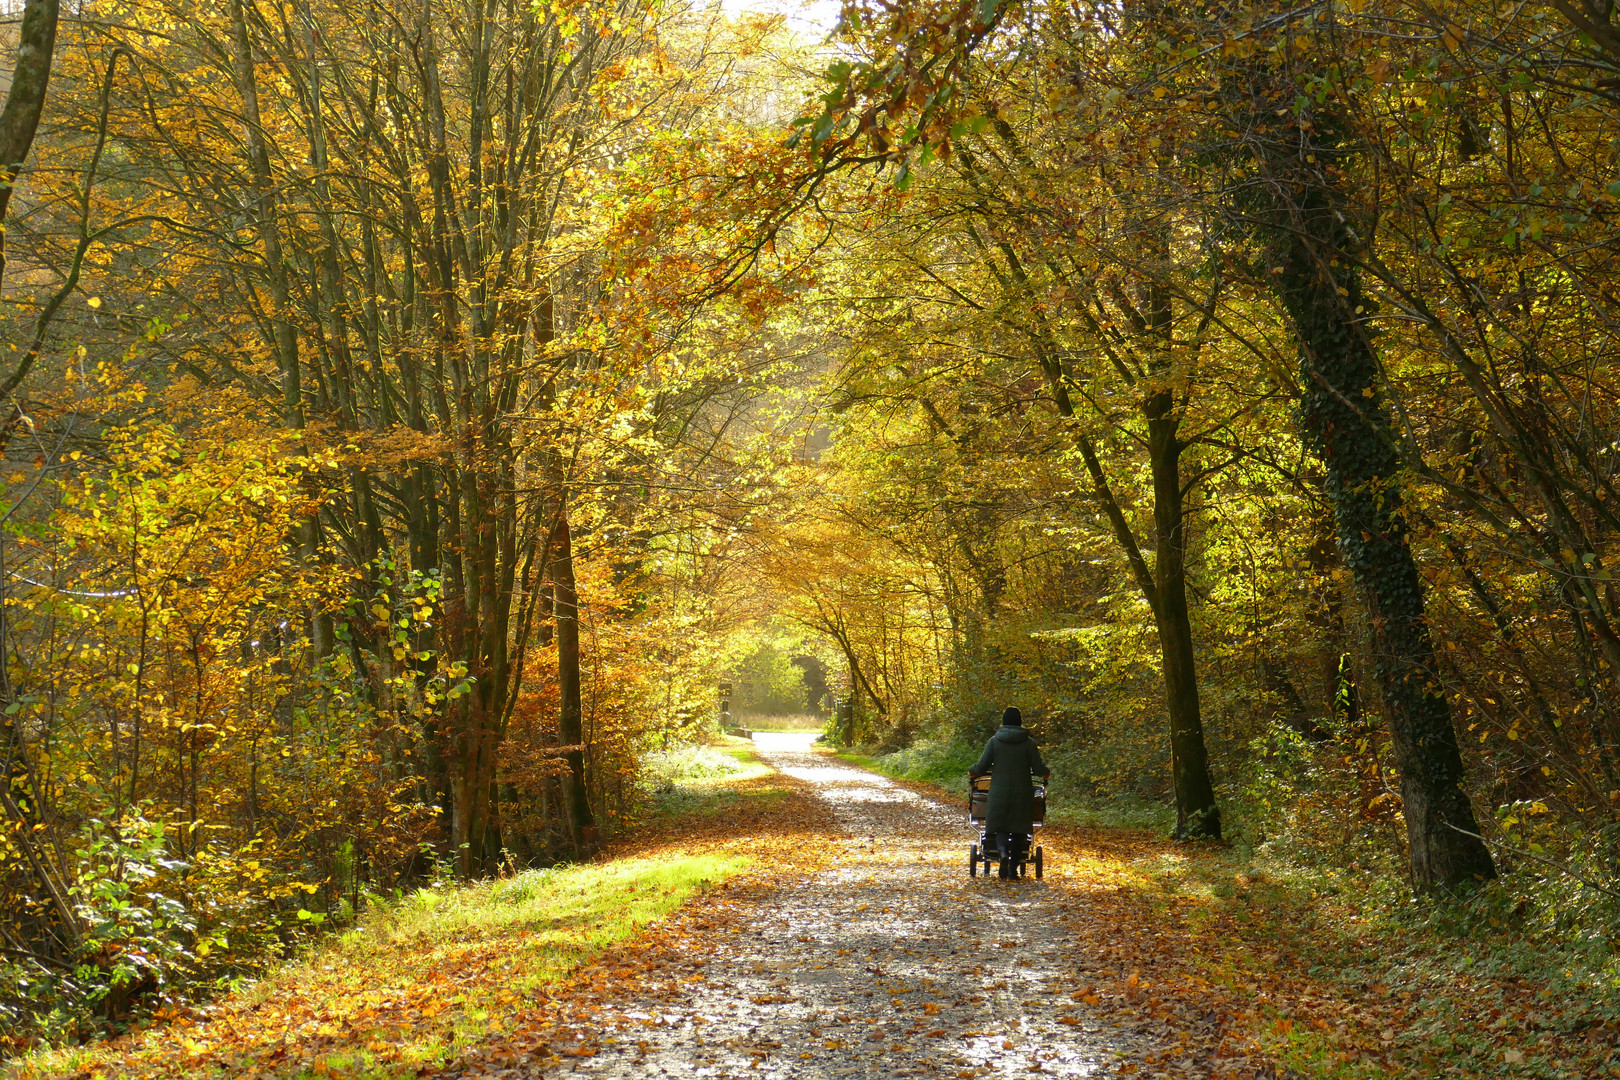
[1272,182,1495,890]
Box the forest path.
[526,734,1162,1079]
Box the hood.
[994,725,1029,744]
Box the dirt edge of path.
[9,745,839,1080]
[434,745,845,1078]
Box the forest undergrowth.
[14,742,1614,1080]
[4,741,837,1080]
[850,745,1620,1079]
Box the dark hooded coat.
[970,725,1048,833]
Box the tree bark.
[1273,189,1495,890]
[551,498,596,853]
[1146,389,1221,837]
[0,0,59,286]
[228,0,302,428]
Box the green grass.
[839,737,979,785]
[641,740,765,786]
[638,739,773,821]
[837,737,1174,832]
[372,854,743,982]
[10,834,750,1080]
[738,713,826,732]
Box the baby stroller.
[967,775,1045,879]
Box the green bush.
[639,745,751,793]
[848,736,1176,832]
[730,643,809,717]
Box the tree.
[51,0,670,876]
[0,0,58,288]
[793,0,1510,880]
[1256,98,1496,885]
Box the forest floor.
[12,735,1614,1080]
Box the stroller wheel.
[1035,846,1044,880]
[969,844,979,877]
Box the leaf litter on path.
[44,735,1585,1080]
[444,735,1271,1080]
[10,751,840,1080]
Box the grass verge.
[737,713,825,732]
[834,737,1173,831]
[636,738,774,823]
[1112,846,1620,1080]
[7,741,830,1080]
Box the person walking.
[969,707,1049,879]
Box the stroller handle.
[966,776,1049,828]
[968,775,1048,791]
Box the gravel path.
[562,733,1151,1078]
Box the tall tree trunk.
[230,0,332,664]
[954,184,1224,839]
[228,0,302,429]
[0,0,62,409]
[448,714,499,878]
[0,0,59,288]
[1273,186,1495,890]
[1146,390,1221,837]
[552,498,596,853]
